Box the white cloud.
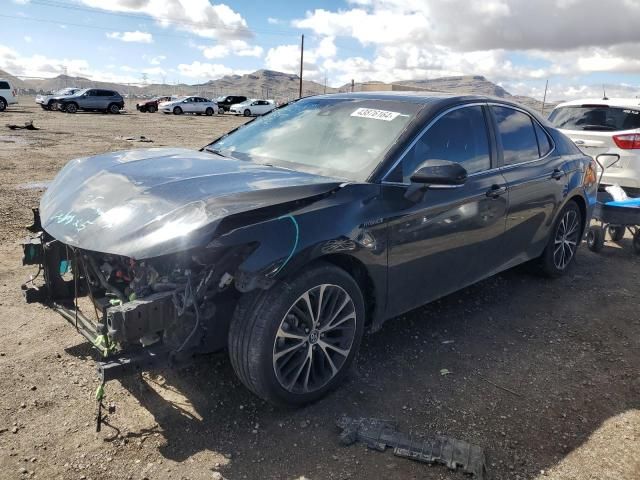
[81,0,251,40]
[106,31,153,44]
[177,61,235,79]
[267,17,282,25]
[147,55,166,65]
[198,40,263,59]
[287,1,640,92]
[0,44,90,78]
[23,36,32,43]
[264,36,337,81]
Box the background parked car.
[35,88,81,110]
[160,96,217,115]
[136,96,173,113]
[549,98,640,196]
[216,95,247,114]
[0,79,18,112]
[58,89,125,114]
[229,99,276,117]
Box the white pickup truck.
[0,79,18,112]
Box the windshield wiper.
[204,147,228,157]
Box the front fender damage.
[21,182,387,397]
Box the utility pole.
[324,72,327,94]
[351,79,354,92]
[541,79,548,116]
[299,34,304,98]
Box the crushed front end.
[22,208,249,382]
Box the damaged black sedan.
[22,93,598,406]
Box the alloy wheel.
[272,284,357,394]
[553,209,580,270]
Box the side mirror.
[410,160,467,186]
[405,160,467,203]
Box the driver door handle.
[486,184,507,198]
[551,168,565,180]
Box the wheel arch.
[569,193,588,237]
[310,253,377,329]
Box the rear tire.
[243,109,251,117]
[587,226,605,253]
[205,107,213,116]
[538,200,582,277]
[228,262,365,406]
[65,102,78,113]
[218,107,224,114]
[608,226,625,242]
[147,105,157,113]
[173,106,183,115]
[0,98,6,112]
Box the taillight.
[12,89,17,96]
[612,133,640,149]
[583,160,598,187]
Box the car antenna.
[602,85,609,100]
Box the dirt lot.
[0,99,638,480]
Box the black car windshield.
[549,105,640,131]
[206,97,421,181]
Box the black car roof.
[314,91,545,121]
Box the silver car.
[161,96,217,115]
[35,88,81,110]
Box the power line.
[28,0,298,38]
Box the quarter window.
[534,122,552,157]
[0,81,10,89]
[492,106,539,165]
[395,105,491,182]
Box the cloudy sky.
[2,0,640,100]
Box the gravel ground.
[0,100,638,480]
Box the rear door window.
[492,106,539,166]
[549,105,640,131]
[0,81,10,90]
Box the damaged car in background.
[22,93,597,407]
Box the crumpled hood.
[40,148,343,259]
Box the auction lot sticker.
[351,107,401,121]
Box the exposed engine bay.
[22,209,254,380]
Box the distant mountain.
[393,75,511,98]
[10,68,333,101]
[195,69,336,99]
[6,68,554,111]
[0,69,28,89]
[343,75,550,113]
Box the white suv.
[549,98,640,196]
[0,79,18,112]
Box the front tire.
[228,262,365,406]
[243,109,251,117]
[147,105,157,113]
[538,200,582,277]
[205,107,213,116]
[108,103,120,114]
[65,102,78,113]
[173,106,183,115]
